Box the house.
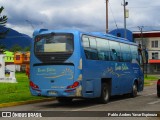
[3,50,20,72]
[133,31,160,74]
[4,51,14,65]
[14,51,30,73]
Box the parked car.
[157,79,160,97]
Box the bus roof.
[87,32,137,46]
[33,29,137,46]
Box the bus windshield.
[35,33,74,53]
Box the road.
[0,83,160,120]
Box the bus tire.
[130,82,138,97]
[57,97,73,103]
[157,93,160,97]
[99,83,110,104]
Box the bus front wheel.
[130,82,138,97]
[99,83,110,104]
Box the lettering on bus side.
[102,63,129,78]
[107,67,125,77]
[115,63,129,71]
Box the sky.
[0,0,160,36]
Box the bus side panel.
[82,60,128,98]
[117,63,134,94]
[82,60,101,98]
[81,60,143,98]
[131,63,144,92]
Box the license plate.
[48,91,57,95]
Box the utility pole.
[138,26,148,77]
[138,26,144,74]
[122,0,128,39]
[106,0,109,33]
[138,26,144,49]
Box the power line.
[25,20,34,29]
[108,2,119,29]
[128,6,160,9]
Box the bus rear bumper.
[30,88,82,97]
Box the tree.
[0,6,9,39]
[10,44,23,52]
[23,46,31,51]
[0,44,6,49]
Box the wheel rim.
[103,86,109,100]
[133,84,137,96]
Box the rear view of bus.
[30,29,82,103]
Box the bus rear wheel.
[130,82,138,97]
[99,83,110,104]
[57,97,73,103]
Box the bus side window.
[83,37,90,48]
[84,48,98,60]
[84,48,91,59]
[109,41,121,61]
[96,38,110,61]
[120,43,132,62]
[82,36,98,60]
[89,38,97,49]
[130,45,139,64]
[82,37,90,59]
[111,49,118,61]
[104,51,110,60]
[88,37,98,60]
[90,49,98,60]
[98,51,105,60]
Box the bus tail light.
[65,81,79,92]
[30,81,40,91]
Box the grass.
[144,75,159,81]
[144,75,159,85]
[0,72,45,104]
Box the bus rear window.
[35,33,74,53]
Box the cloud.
[1,0,160,36]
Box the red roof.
[149,59,160,64]
[133,32,160,38]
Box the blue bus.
[29,29,144,104]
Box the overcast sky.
[0,0,160,36]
